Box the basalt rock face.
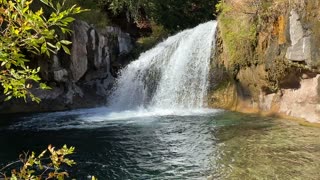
[0,20,133,113]
[209,0,320,123]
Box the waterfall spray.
[109,21,217,110]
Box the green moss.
[64,0,111,28]
[131,22,169,57]
[217,1,258,72]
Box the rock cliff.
[0,20,133,113]
[209,0,320,123]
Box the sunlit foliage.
[0,0,85,102]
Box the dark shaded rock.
[0,20,133,114]
[70,20,90,82]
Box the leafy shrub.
[0,0,85,102]
[0,145,81,179]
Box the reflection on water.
[212,113,320,180]
[0,108,319,179]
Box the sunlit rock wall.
[209,0,320,123]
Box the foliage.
[99,0,150,20]
[61,0,111,28]
[152,0,217,32]
[216,0,258,74]
[0,145,76,179]
[0,0,85,102]
[215,0,311,93]
[99,0,217,32]
[132,22,169,56]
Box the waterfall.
[109,21,217,110]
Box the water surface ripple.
[0,109,319,179]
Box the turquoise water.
[0,108,319,179]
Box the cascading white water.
[109,21,217,111]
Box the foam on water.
[8,107,221,130]
[8,21,219,130]
[109,21,217,111]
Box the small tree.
[0,145,75,179]
[0,145,97,179]
[100,0,216,32]
[0,0,85,102]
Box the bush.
[0,0,85,102]
[216,0,258,73]
[0,145,80,180]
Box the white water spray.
[109,21,217,111]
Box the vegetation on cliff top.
[215,0,311,92]
[216,0,258,73]
[100,0,217,32]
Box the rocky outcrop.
[278,75,320,123]
[0,20,133,113]
[209,0,320,123]
[285,10,311,64]
[70,20,90,82]
[209,75,320,123]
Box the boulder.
[70,20,89,82]
[53,69,68,82]
[286,10,312,64]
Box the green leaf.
[60,40,72,45]
[57,2,61,11]
[61,27,71,34]
[47,42,56,49]
[39,0,49,6]
[4,95,12,101]
[46,50,50,57]
[56,41,61,50]
[1,61,6,66]
[61,17,75,23]
[41,42,47,54]
[5,63,11,69]
[61,45,70,55]
[40,83,51,90]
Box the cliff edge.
[209,0,320,123]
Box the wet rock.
[103,26,133,54]
[33,86,64,100]
[53,69,68,82]
[65,83,84,104]
[52,55,61,70]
